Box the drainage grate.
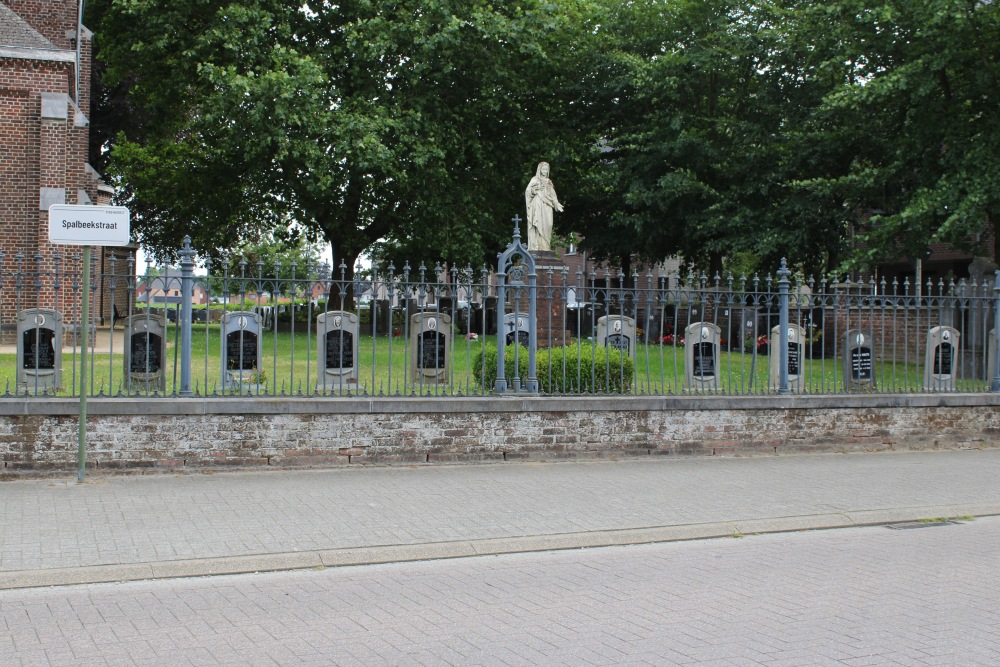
[886,520,962,530]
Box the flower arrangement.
[248,367,267,385]
[466,332,479,341]
[660,334,685,346]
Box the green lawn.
[2,325,992,396]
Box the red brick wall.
[0,1,123,341]
[4,0,78,49]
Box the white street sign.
[48,205,130,246]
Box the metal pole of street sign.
[78,245,90,483]
[45,205,130,483]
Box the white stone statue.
[524,161,563,252]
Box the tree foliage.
[571,0,851,277]
[805,0,1000,270]
[91,0,1000,277]
[569,0,999,276]
[96,0,595,272]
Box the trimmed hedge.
[473,343,634,394]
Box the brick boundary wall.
[1,395,999,475]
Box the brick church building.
[1,0,133,340]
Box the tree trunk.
[325,240,362,311]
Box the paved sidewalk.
[2,449,1000,589]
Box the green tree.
[573,0,850,278]
[803,0,1000,270]
[96,0,597,277]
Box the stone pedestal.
[531,250,571,348]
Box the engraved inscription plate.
[226,331,259,370]
[606,333,630,352]
[787,342,801,376]
[932,343,953,375]
[22,328,56,369]
[129,332,163,374]
[692,341,715,377]
[418,331,447,369]
[325,330,354,370]
[506,330,530,347]
[850,347,872,380]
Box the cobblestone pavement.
[3,449,1000,574]
[2,514,998,666]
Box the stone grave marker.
[684,321,721,390]
[316,311,359,391]
[843,329,876,391]
[16,308,62,393]
[596,315,636,357]
[924,325,960,391]
[769,323,805,392]
[221,310,263,393]
[409,312,452,382]
[124,314,167,392]
[503,312,531,348]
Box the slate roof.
[0,1,56,50]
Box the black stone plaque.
[418,330,446,369]
[932,342,953,375]
[787,342,801,376]
[850,347,872,381]
[226,331,259,370]
[606,333,630,352]
[692,341,715,378]
[22,328,55,370]
[129,332,163,374]
[325,330,354,370]
[506,330,529,347]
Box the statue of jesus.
[524,161,563,252]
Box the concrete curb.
[3,502,998,591]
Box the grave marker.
[769,323,805,392]
[316,311,360,391]
[596,315,636,357]
[16,308,62,393]
[124,314,167,392]
[924,326,960,391]
[409,312,452,382]
[221,311,263,393]
[684,322,721,390]
[503,312,531,348]
[844,329,876,391]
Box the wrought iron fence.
[3,235,1000,398]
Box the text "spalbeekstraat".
[61,220,119,230]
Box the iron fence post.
[778,258,791,395]
[495,261,507,394]
[526,266,538,394]
[179,236,195,396]
[993,270,1000,392]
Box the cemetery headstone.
[316,311,360,391]
[596,315,636,357]
[924,325,960,391]
[503,312,531,348]
[769,323,805,392]
[16,308,62,393]
[124,314,167,392]
[409,312,452,382]
[843,329,876,391]
[221,310,263,393]
[684,322,721,390]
